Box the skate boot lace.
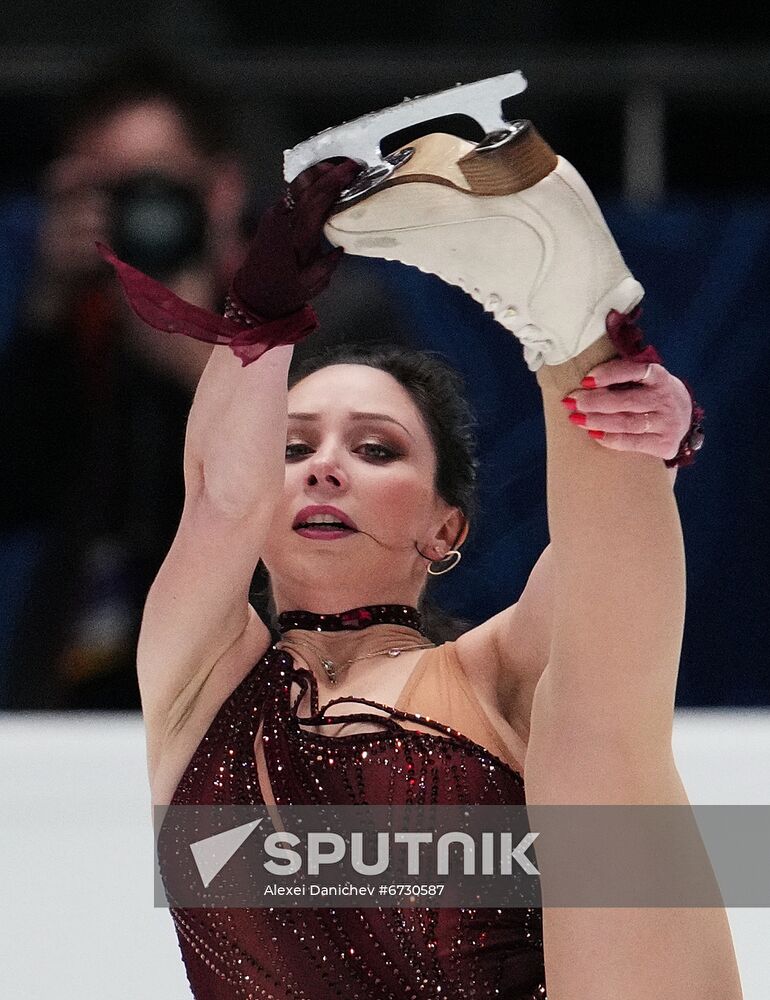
[452,276,554,356]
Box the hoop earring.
[427,549,462,576]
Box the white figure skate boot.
[327,123,642,372]
[284,75,643,372]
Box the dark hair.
[57,48,235,158]
[250,341,481,643]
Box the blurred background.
[0,4,767,712]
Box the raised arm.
[145,345,299,749]
[184,340,293,513]
[103,160,361,775]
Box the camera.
[107,171,208,281]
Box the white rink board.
[0,709,767,1000]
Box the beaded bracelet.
[664,380,705,468]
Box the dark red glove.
[229,158,362,319]
[96,157,362,366]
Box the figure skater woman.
[101,134,741,999]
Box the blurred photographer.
[1,50,250,709]
[23,51,248,385]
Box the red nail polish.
[581,376,597,389]
[561,396,577,411]
[588,429,605,440]
[568,412,587,426]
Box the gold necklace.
[274,634,436,684]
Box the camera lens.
[108,172,207,281]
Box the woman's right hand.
[95,157,364,367]
[229,158,363,320]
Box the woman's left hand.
[561,359,693,461]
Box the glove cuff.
[223,291,267,328]
[95,241,318,369]
[227,302,319,367]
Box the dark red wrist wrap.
[96,242,318,367]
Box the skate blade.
[283,70,528,182]
[324,121,558,216]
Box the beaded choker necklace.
[277,604,422,633]
[274,604,435,684]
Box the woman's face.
[261,364,463,614]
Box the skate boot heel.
[458,120,558,195]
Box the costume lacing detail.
[281,658,526,786]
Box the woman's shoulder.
[400,630,529,776]
[149,615,274,805]
[452,615,506,695]
[452,610,540,749]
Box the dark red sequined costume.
[159,641,547,999]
